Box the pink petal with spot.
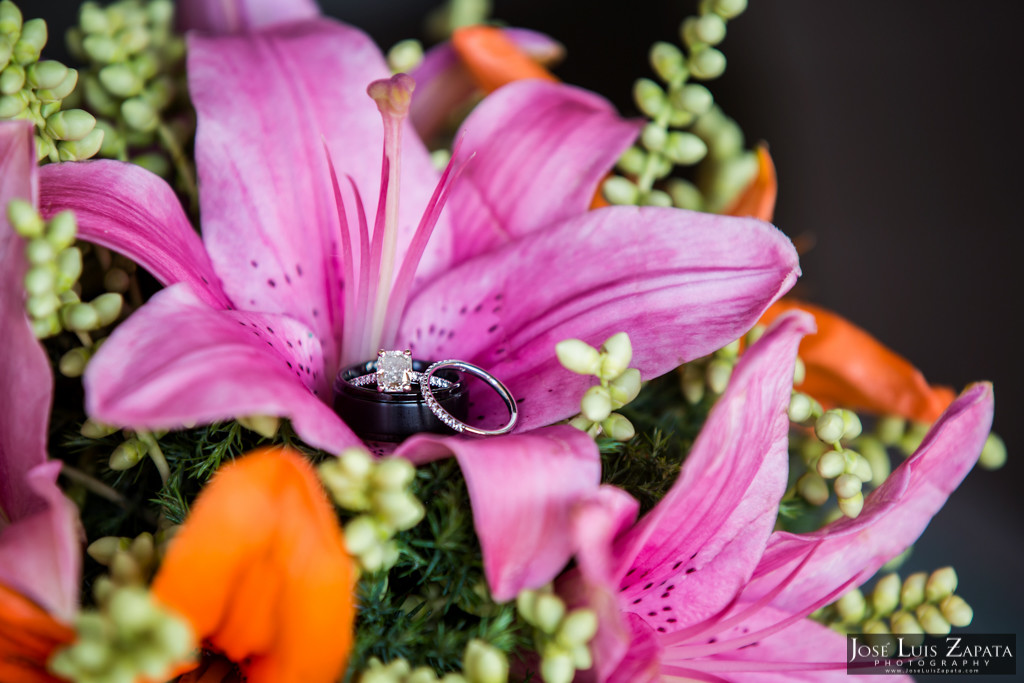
[39,160,231,309]
[177,0,319,34]
[396,425,600,601]
[397,207,799,432]
[448,80,640,261]
[613,312,814,630]
[746,382,993,612]
[84,284,361,454]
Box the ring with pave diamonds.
[420,360,518,436]
[335,354,468,441]
[349,350,457,393]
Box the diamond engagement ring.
[420,360,518,436]
[349,350,455,393]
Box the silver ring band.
[349,371,454,390]
[420,360,518,436]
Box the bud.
[580,385,612,422]
[601,176,638,205]
[555,609,598,648]
[0,91,26,117]
[915,603,950,636]
[687,46,726,80]
[343,515,379,556]
[540,651,574,683]
[24,264,56,296]
[681,362,705,404]
[705,358,732,394]
[109,438,148,470]
[925,567,958,603]
[875,415,906,446]
[979,432,1006,469]
[55,247,83,290]
[63,302,100,331]
[0,62,25,94]
[796,471,829,506]
[45,109,97,141]
[900,572,928,610]
[555,339,601,375]
[599,332,632,380]
[59,346,91,377]
[836,588,866,624]
[45,210,77,249]
[871,574,902,616]
[939,594,973,627]
[98,63,144,98]
[387,39,424,74]
[837,491,864,518]
[533,592,566,634]
[814,410,845,444]
[712,0,748,19]
[834,473,862,500]
[26,60,67,90]
[816,449,845,479]
[372,457,416,491]
[608,368,642,407]
[87,536,130,565]
[26,292,60,318]
[640,122,667,153]
[122,96,158,132]
[13,18,47,65]
[890,610,924,635]
[601,413,635,441]
[788,392,814,423]
[0,1,23,35]
[663,131,707,165]
[462,639,508,683]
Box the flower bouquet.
[0,0,1007,681]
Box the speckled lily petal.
[84,284,361,454]
[188,19,451,374]
[177,0,319,34]
[39,160,231,310]
[745,382,993,612]
[448,80,640,261]
[397,208,800,432]
[396,425,600,601]
[611,312,813,631]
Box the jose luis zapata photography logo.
[847,634,1017,676]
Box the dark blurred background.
[35,0,1023,652]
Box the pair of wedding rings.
[334,350,517,441]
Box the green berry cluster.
[1,1,101,162]
[817,568,973,637]
[556,332,641,441]
[7,200,122,340]
[359,639,508,683]
[49,532,194,683]
[67,0,190,181]
[516,587,599,683]
[319,449,426,573]
[602,0,754,210]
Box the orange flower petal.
[452,25,558,94]
[724,144,777,222]
[0,581,74,683]
[153,447,356,683]
[761,300,955,422]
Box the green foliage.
[346,458,531,677]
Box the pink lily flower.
[540,311,993,682]
[38,17,800,457]
[0,120,82,624]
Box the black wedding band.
[334,359,469,442]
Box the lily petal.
[188,19,450,372]
[398,208,800,432]
[84,284,361,453]
[153,447,356,683]
[0,462,82,622]
[38,160,232,310]
[448,80,640,261]
[410,27,564,141]
[451,26,558,94]
[176,0,319,34]
[760,300,955,421]
[396,425,601,601]
[612,311,814,629]
[746,382,993,612]
[0,580,74,683]
[0,120,48,518]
